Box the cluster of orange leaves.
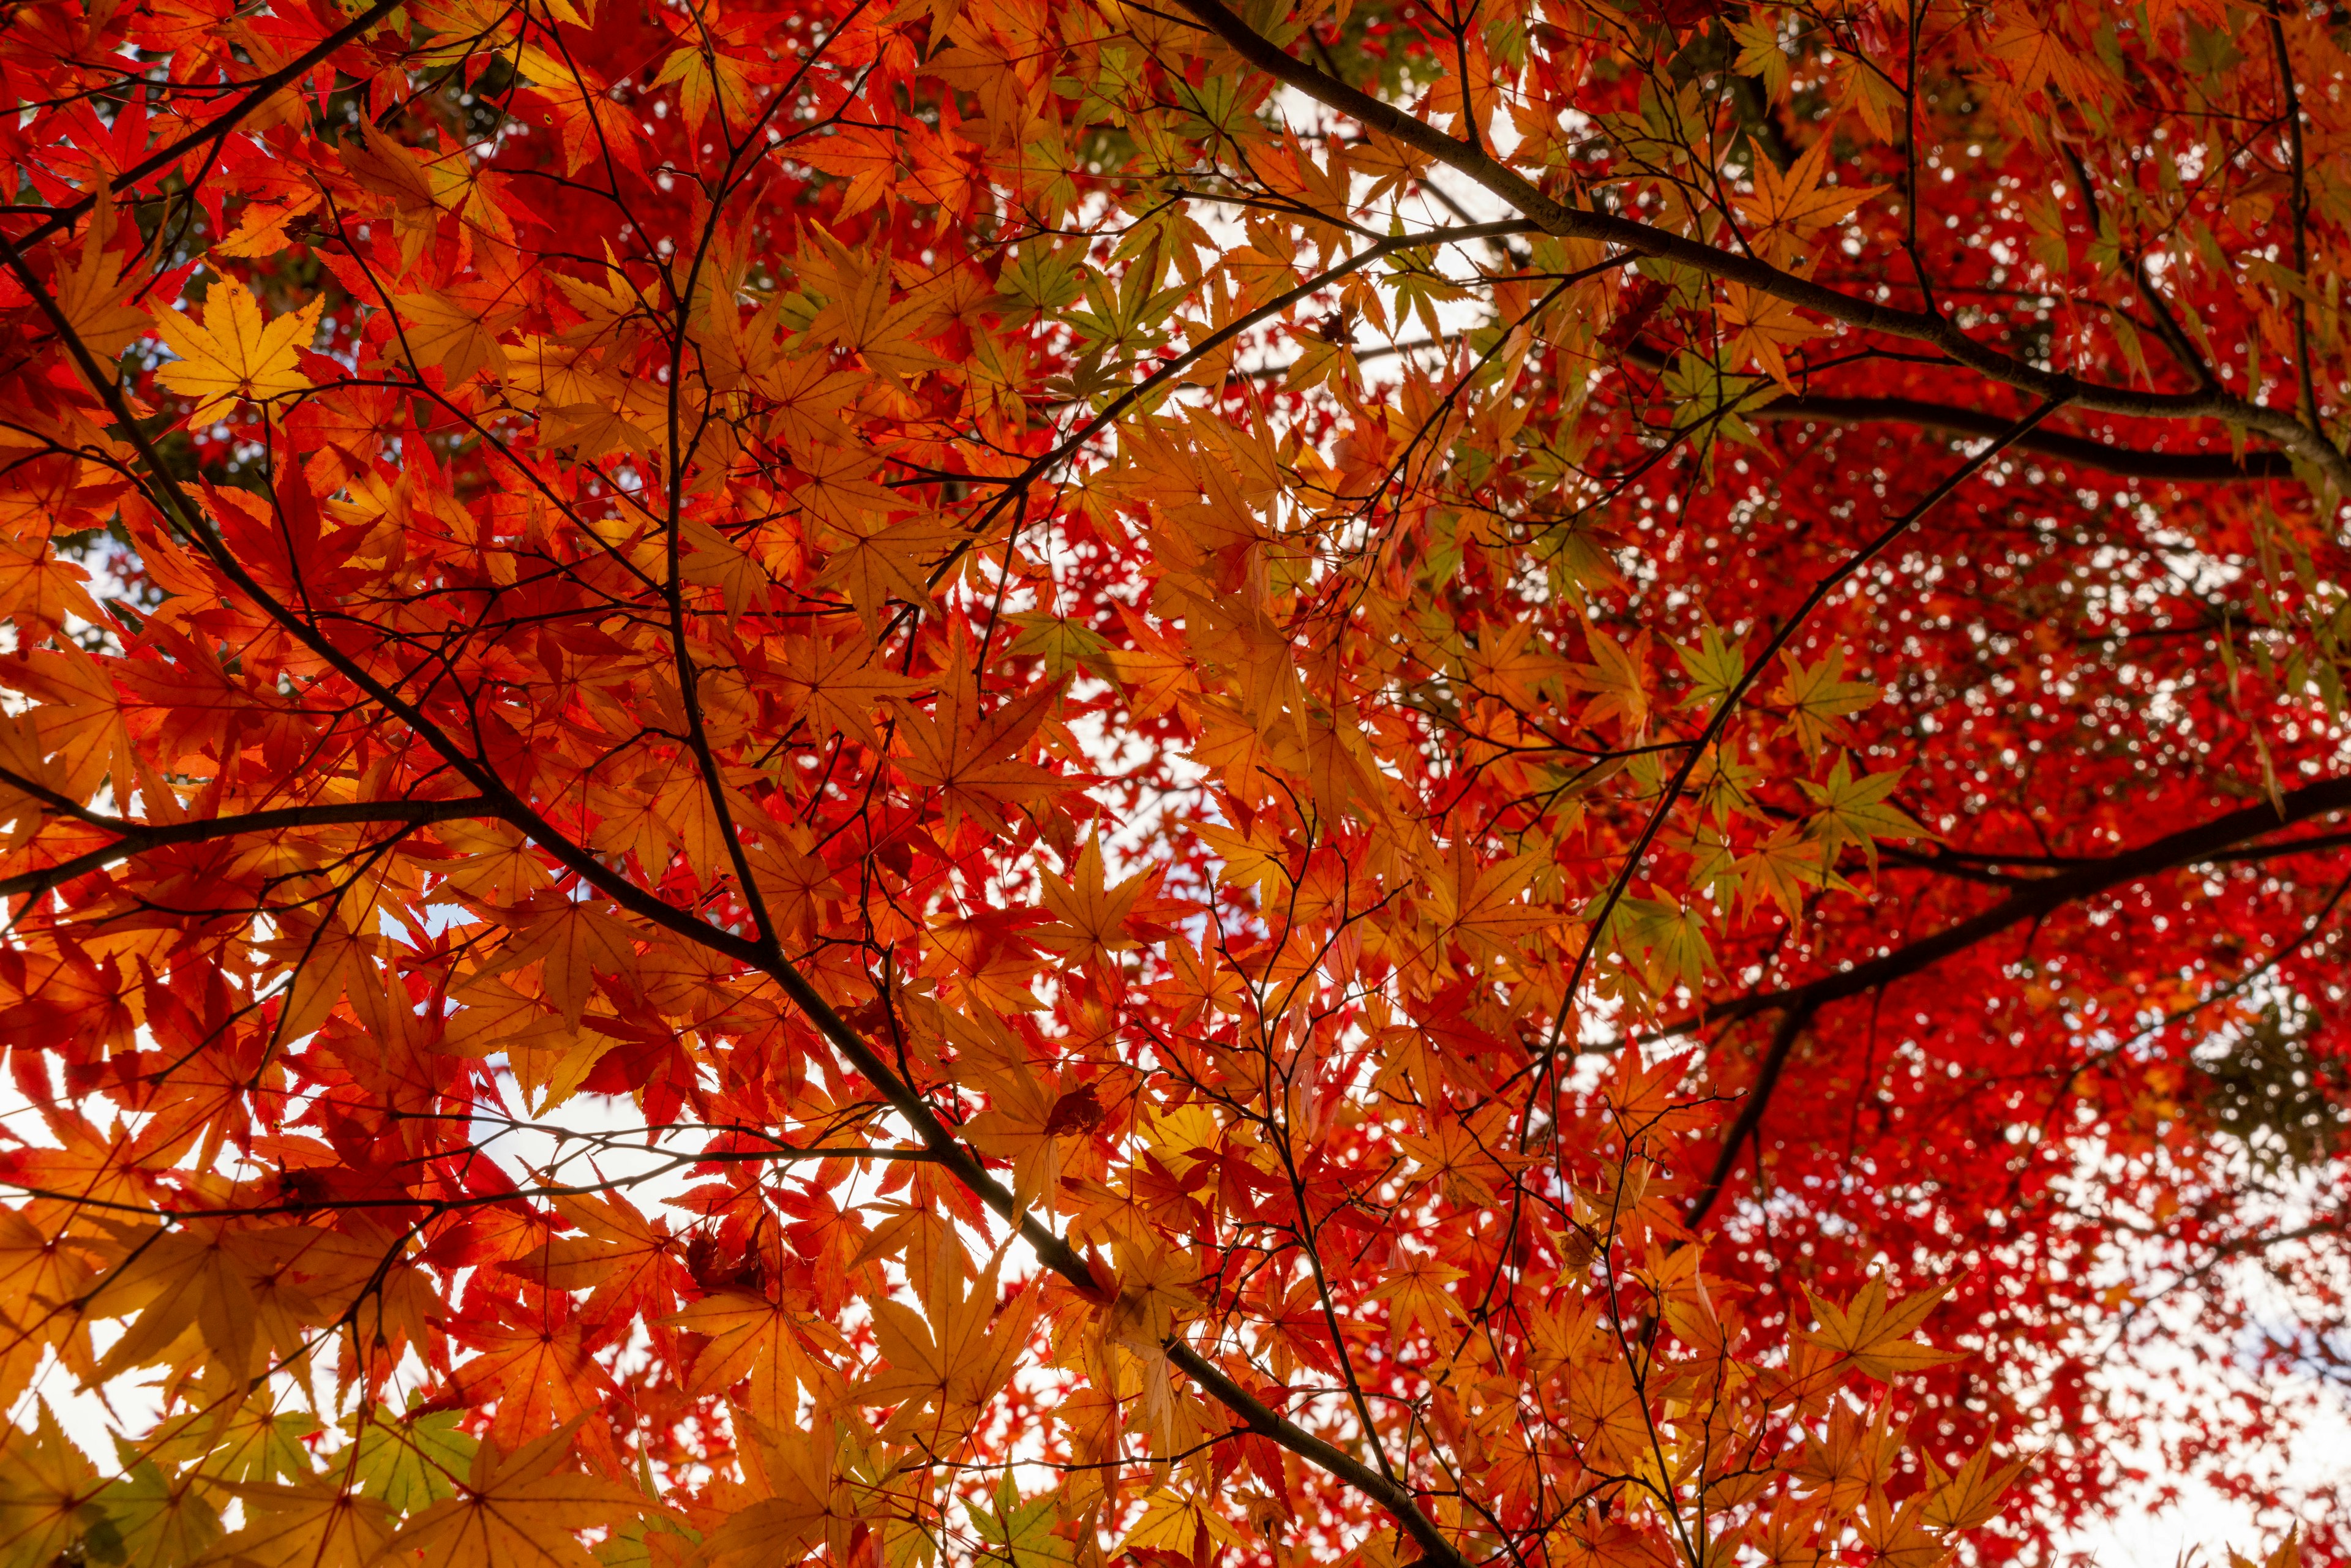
[2,0,2349,1561]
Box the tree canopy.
[1,0,2348,1563]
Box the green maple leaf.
[1801,756,1935,871]
[1773,646,1883,756]
[1676,623,1748,711]
[345,1408,477,1517]
[967,1474,1073,1568]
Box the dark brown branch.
[1294,334,2294,482]
[1683,1000,1818,1230]
[0,789,498,900]
[11,0,405,253]
[1702,775,2351,1033]
[1748,392,2296,482]
[1161,0,2350,492]
[1673,784,2351,1227]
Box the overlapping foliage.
[1,0,2348,1562]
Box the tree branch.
[1161,0,2351,493]
[0,776,498,901]
[1743,391,2295,482]
[1699,775,2351,1033]
[1670,784,2351,1227]
[11,0,405,253]
[1683,1000,1818,1230]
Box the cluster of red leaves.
[1,0,2348,1563]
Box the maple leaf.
[1733,137,1886,265]
[485,895,641,1029]
[1433,843,1564,963]
[1393,1104,1524,1208]
[1121,1486,1243,1556]
[149,273,323,422]
[445,1296,618,1460]
[858,1259,1040,1436]
[1034,835,1152,967]
[1796,1398,1903,1511]
[1920,1446,2025,1534]
[797,124,901,220]
[504,1190,681,1328]
[390,287,519,386]
[1799,756,1933,871]
[801,246,951,383]
[1771,645,1882,757]
[1560,623,1650,738]
[699,1419,852,1568]
[1801,1278,1965,1382]
[342,1408,476,1516]
[53,204,152,357]
[190,1477,394,1568]
[1736,820,1847,918]
[82,1218,337,1389]
[1728,12,1790,100]
[1714,282,1820,391]
[651,30,758,135]
[0,1403,102,1568]
[1364,1250,1468,1345]
[1856,1489,1944,1568]
[812,530,956,641]
[87,1459,223,1568]
[380,1423,658,1568]
[964,1065,1093,1214]
[666,1289,842,1425]
[891,675,1068,833]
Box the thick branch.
[1683,1001,1817,1230]
[1163,0,2350,493]
[12,0,404,253]
[0,793,498,901]
[1750,392,2295,481]
[1671,780,2351,1227]
[1704,775,2351,1032]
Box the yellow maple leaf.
[1034,835,1150,966]
[150,272,322,422]
[803,257,950,383]
[1364,1250,1468,1344]
[391,288,517,386]
[199,1477,394,1568]
[1921,1446,2025,1534]
[701,1418,854,1568]
[666,1289,836,1425]
[858,1259,1038,1435]
[0,1403,102,1568]
[53,203,152,357]
[1120,1487,1243,1556]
